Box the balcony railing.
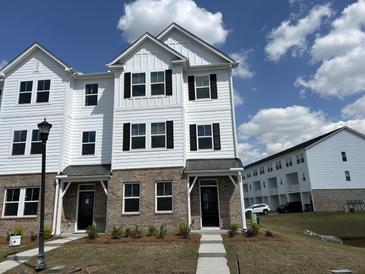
[254,190,262,196]
[268,187,278,195]
[287,184,300,193]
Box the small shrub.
[13,226,25,236]
[131,225,143,239]
[178,223,190,239]
[111,226,123,239]
[265,230,274,237]
[229,223,240,237]
[31,232,38,242]
[147,225,157,236]
[156,224,167,239]
[86,225,98,240]
[251,223,260,235]
[124,227,132,237]
[245,228,256,238]
[44,225,52,240]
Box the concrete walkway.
[0,233,85,273]
[196,233,230,274]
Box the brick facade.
[0,173,56,236]
[312,189,365,211]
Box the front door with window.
[77,191,94,230]
[201,187,219,227]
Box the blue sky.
[1,0,365,163]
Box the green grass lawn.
[225,212,365,274]
[0,243,37,263]
[7,240,199,274]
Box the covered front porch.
[185,159,247,231]
[52,165,111,235]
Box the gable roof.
[107,32,186,67]
[157,23,238,67]
[243,127,347,169]
[0,42,73,77]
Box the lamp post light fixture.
[35,118,52,271]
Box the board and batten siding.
[306,130,365,189]
[0,49,68,174]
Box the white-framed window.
[151,71,165,96]
[345,171,351,181]
[247,172,251,178]
[123,183,140,214]
[3,187,39,217]
[155,181,172,213]
[30,129,42,155]
[296,153,305,164]
[82,131,96,155]
[85,84,98,106]
[267,163,273,172]
[341,151,347,162]
[259,166,265,175]
[285,157,293,167]
[12,130,27,156]
[131,123,146,149]
[36,80,50,103]
[275,160,282,170]
[253,168,258,176]
[195,75,210,99]
[151,122,166,148]
[302,173,306,181]
[197,124,213,149]
[18,81,33,104]
[132,73,146,97]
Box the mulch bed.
[223,233,288,242]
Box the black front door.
[201,187,219,227]
[77,191,94,230]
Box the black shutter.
[188,76,195,101]
[124,72,131,99]
[123,123,130,151]
[165,69,172,96]
[213,123,221,150]
[210,74,218,99]
[189,124,197,151]
[166,121,174,149]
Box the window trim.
[196,124,213,150]
[155,181,173,214]
[122,183,140,215]
[84,83,99,107]
[151,122,167,149]
[2,187,40,218]
[130,123,146,150]
[195,75,211,100]
[131,72,146,97]
[81,131,97,156]
[150,71,165,96]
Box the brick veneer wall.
[312,189,365,211]
[0,173,56,236]
[106,167,188,233]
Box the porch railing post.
[238,171,247,230]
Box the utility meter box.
[9,235,21,247]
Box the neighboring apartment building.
[243,127,365,212]
[0,23,247,235]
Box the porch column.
[238,171,247,230]
[187,179,191,227]
[52,179,60,235]
[55,181,65,235]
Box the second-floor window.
[341,151,347,162]
[345,171,351,181]
[131,123,145,149]
[82,131,96,155]
[36,80,50,103]
[31,130,42,155]
[151,71,165,96]
[151,122,166,148]
[85,84,98,106]
[12,130,27,155]
[132,73,146,97]
[195,76,210,99]
[19,81,33,104]
[197,124,212,149]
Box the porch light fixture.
[35,118,52,271]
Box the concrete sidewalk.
[196,234,230,274]
[0,233,85,273]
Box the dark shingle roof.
[185,158,243,172]
[244,127,343,169]
[60,165,111,177]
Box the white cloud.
[265,4,332,62]
[230,50,254,79]
[342,95,365,119]
[238,105,365,163]
[117,0,229,45]
[237,142,267,165]
[297,0,365,97]
[234,91,244,107]
[0,60,7,69]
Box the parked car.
[246,203,271,215]
[277,202,303,213]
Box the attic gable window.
[19,81,33,104]
[151,71,165,95]
[85,84,98,106]
[195,76,210,99]
[132,73,146,97]
[36,80,50,103]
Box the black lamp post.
[35,118,52,272]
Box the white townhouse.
[0,23,247,235]
[243,127,365,212]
